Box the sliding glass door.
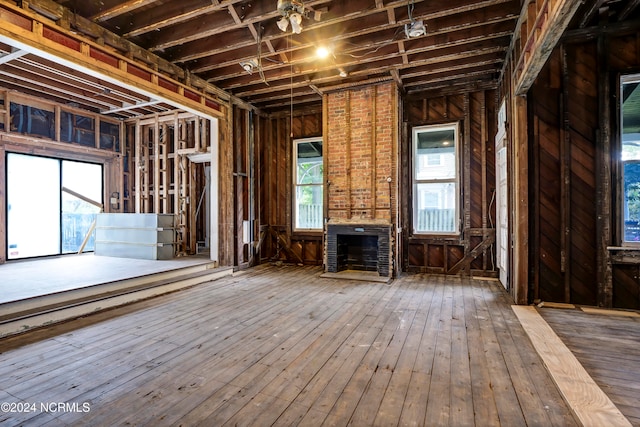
[6,153,103,260]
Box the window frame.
[292,136,324,233]
[619,73,640,246]
[411,122,460,236]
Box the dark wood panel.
[405,89,496,275]
[612,265,640,310]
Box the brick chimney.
[324,82,399,277]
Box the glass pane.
[297,141,323,185]
[622,80,640,161]
[622,78,640,242]
[6,153,61,259]
[295,184,323,229]
[61,160,103,253]
[415,127,456,180]
[414,182,457,233]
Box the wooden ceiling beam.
[217,30,511,92]
[191,14,515,77]
[512,0,582,95]
[152,0,515,59]
[123,0,256,38]
[233,45,506,99]
[91,0,160,23]
[620,0,640,21]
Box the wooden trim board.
[579,307,640,317]
[512,305,631,427]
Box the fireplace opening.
[325,223,391,277]
[337,234,379,272]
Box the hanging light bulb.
[289,12,303,34]
[277,16,289,32]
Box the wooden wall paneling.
[612,265,640,309]
[403,90,497,276]
[530,56,564,303]
[567,42,598,306]
[470,92,484,230]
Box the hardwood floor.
[539,307,640,427]
[0,265,578,426]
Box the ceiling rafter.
[91,0,160,23]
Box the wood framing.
[0,0,224,119]
[510,0,583,95]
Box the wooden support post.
[143,124,150,213]
[154,115,160,213]
[596,31,613,308]
[512,94,529,304]
[322,94,329,226]
[561,45,572,303]
[173,112,180,216]
[463,93,472,275]
[480,91,488,271]
[134,118,141,213]
[162,122,168,213]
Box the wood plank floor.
[539,307,640,427]
[0,265,578,426]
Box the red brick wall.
[325,82,398,223]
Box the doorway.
[6,153,103,259]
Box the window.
[621,74,640,243]
[6,153,103,259]
[413,123,459,234]
[294,138,323,231]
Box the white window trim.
[412,122,460,235]
[293,137,323,232]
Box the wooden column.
[463,93,471,275]
[561,45,572,303]
[134,118,141,213]
[512,94,529,304]
[596,31,613,308]
[153,115,160,213]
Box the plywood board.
[512,305,632,427]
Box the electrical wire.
[257,26,269,86]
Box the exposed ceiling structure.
[0,0,639,117]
